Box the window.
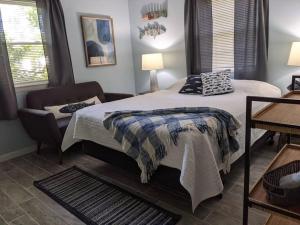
[0,1,48,87]
[212,0,235,72]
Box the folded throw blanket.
[103,107,241,183]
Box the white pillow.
[231,79,282,96]
[45,96,101,119]
[167,78,187,91]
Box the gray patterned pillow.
[201,70,234,96]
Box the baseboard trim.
[0,145,36,162]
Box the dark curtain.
[36,0,75,86]
[234,0,269,81]
[0,10,18,120]
[185,0,213,75]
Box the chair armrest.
[18,108,62,145]
[104,93,134,102]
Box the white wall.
[61,0,136,94]
[0,0,136,159]
[267,0,300,92]
[128,0,186,93]
[129,0,300,93]
[0,90,36,159]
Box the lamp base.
[150,70,159,92]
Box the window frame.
[0,0,49,89]
[8,41,49,88]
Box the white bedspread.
[62,79,281,211]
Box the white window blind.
[212,0,235,72]
[0,1,48,87]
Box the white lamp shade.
[288,42,300,66]
[142,53,164,71]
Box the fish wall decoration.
[141,0,168,21]
[138,22,166,39]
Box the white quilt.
[62,79,281,211]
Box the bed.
[62,79,281,211]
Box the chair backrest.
[27,82,105,109]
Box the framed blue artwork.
[81,15,116,67]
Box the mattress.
[62,79,281,211]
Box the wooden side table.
[243,91,300,225]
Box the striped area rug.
[34,166,181,225]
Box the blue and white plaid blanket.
[103,107,241,183]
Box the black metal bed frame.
[243,75,300,225]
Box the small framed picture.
[80,15,117,67]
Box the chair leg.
[37,142,42,155]
[58,147,63,165]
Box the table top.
[252,91,300,135]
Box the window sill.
[15,81,49,93]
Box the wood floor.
[0,141,279,225]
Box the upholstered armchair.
[19,82,133,164]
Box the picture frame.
[80,15,117,67]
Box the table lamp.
[288,42,300,90]
[288,42,300,66]
[142,53,164,92]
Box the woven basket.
[263,160,300,206]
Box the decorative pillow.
[44,96,101,119]
[179,75,203,94]
[59,102,95,114]
[201,70,234,96]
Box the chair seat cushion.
[57,117,72,135]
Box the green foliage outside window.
[1,4,48,85]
